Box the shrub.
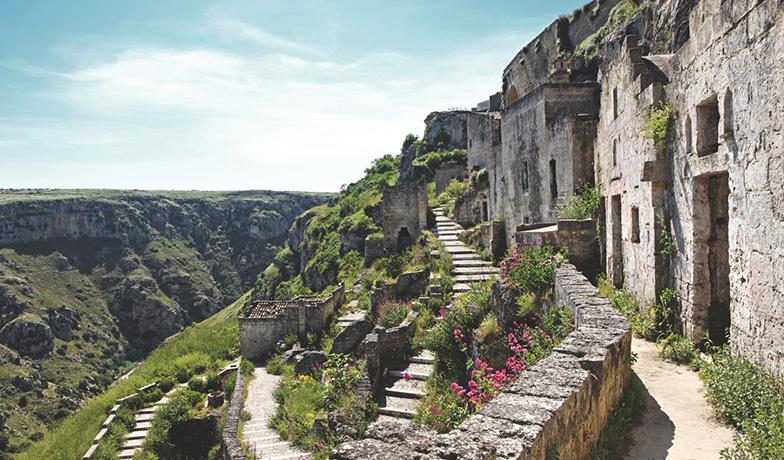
[701,347,784,458]
[556,184,600,220]
[412,149,468,172]
[158,377,176,393]
[266,355,285,376]
[143,389,202,457]
[643,101,673,150]
[542,306,574,341]
[598,277,657,340]
[500,245,563,296]
[657,333,697,365]
[376,300,410,328]
[275,275,312,301]
[475,314,501,342]
[188,375,208,393]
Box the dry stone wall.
[333,264,631,459]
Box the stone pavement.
[243,367,310,460]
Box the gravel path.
[624,339,735,460]
[243,367,310,460]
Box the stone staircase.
[376,350,435,423]
[432,207,499,298]
[244,367,310,460]
[116,391,172,459]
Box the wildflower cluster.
[447,321,555,413]
[499,244,563,295]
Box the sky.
[0,0,586,192]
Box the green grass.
[16,292,247,460]
[589,373,647,459]
[700,348,784,458]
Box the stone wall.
[221,370,245,460]
[239,284,344,360]
[596,35,670,306]
[501,0,620,103]
[593,0,784,374]
[496,83,599,245]
[359,311,419,395]
[333,264,631,459]
[381,180,428,253]
[434,164,468,195]
[423,111,470,151]
[516,219,598,277]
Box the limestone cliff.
[0,189,328,449]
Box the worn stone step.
[268,454,312,460]
[133,421,153,430]
[126,430,148,440]
[135,412,156,422]
[385,376,424,393]
[410,352,434,364]
[378,406,417,419]
[122,438,145,449]
[384,387,425,399]
[444,246,473,255]
[118,449,139,459]
[454,274,496,282]
[453,259,491,266]
[389,370,428,381]
[453,283,472,292]
[403,362,433,374]
[451,253,480,260]
[453,266,499,275]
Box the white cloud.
[6,20,538,191]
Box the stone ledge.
[332,264,631,459]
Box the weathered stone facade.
[594,0,784,374]
[380,180,428,253]
[494,82,599,243]
[239,284,344,360]
[334,264,631,459]
[434,164,467,195]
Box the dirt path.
[624,339,735,460]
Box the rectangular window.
[631,207,640,243]
[549,159,558,200]
[697,96,720,156]
[521,161,529,191]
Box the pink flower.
[403,372,412,380]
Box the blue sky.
[0,0,586,192]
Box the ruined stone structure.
[593,0,784,374]
[380,180,428,253]
[433,164,467,195]
[462,0,784,375]
[239,284,344,360]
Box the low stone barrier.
[359,311,419,395]
[221,370,246,460]
[332,264,631,459]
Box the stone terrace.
[332,264,631,459]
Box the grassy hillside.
[0,189,329,452]
[14,292,247,460]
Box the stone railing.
[332,264,631,459]
[221,370,246,460]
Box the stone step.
[453,266,499,275]
[376,414,407,425]
[385,376,424,393]
[133,421,153,430]
[268,454,312,460]
[453,283,472,292]
[122,438,145,449]
[126,430,148,440]
[410,355,434,365]
[451,253,480,260]
[438,235,460,241]
[378,406,417,419]
[403,362,433,374]
[135,412,155,422]
[453,261,492,268]
[444,246,473,255]
[384,387,425,399]
[454,274,496,282]
[389,370,428,381]
[118,449,138,459]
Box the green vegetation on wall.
[642,101,673,150]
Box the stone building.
[239,284,344,360]
[595,0,784,375]
[596,35,672,305]
[380,180,428,253]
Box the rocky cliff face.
[0,190,328,450]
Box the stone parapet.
[220,370,245,460]
[332,264,631,459]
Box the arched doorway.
[397,227,412,252]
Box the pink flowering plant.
[499,244,564,296]
[418,318,558,432]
